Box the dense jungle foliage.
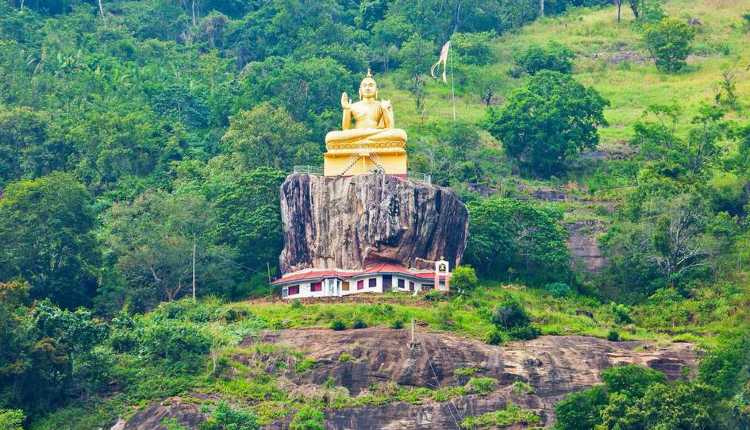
[1,0,750,428]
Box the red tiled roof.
[272,263,436,285]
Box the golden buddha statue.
[323,71,408,177]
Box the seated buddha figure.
[325,71,407,148]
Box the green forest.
[1,0,749,428]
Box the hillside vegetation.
[1,0,750,429]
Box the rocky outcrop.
[566,220,607,273]
[118,329,696,430]
[256,329,695,429]
[118,397,206,430]
[279,173,469,273]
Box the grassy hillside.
[390,0,750,146]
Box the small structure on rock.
[274,72,468,299]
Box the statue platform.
[323,141,407,176]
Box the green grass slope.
[387,0,750,146]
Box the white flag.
[430,41,451,83]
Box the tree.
[601,365,667,398]
[398,34,436,117]
[0,283,108,415]
[513,42,575,75]
[451,32,494,66]
[486,71,608,177]
[465,197,570,285]
[206,165,286,287]
[104,189,237,310]
[0,107,68,187]
[554,385,608,429]
[607,382,723,429]
[451,265,479,294]
[651,196,713,288]
[221,103,312,171]
[644,18,696,73]
[0,173,100,309]
[240,56,358,137]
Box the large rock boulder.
[279,173,469,273]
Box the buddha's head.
[359,69,378,100]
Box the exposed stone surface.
[120,397,206,430]
[255,328,696,429]
[566,220,607,273]
[119,330,695,430]
[279,173,469,273]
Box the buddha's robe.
[325,100,407,147]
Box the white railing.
[408,172,432,185]
[293,165,322,175]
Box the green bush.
[389,319,404,329]
[329,319,346,331]
[290,406,325,430]
[295,358,316,373]
[508,325,541,340]
[423,290,446,301]
[607,330,621,341]
[610,303,633,324]
[466,377,497,395]
[290,299,303,310]
[139,319,212,372]
[451,265,479,295]
[514,42,575,75]
[200,401,259,430]
[491,300,531,330]
[485,329,504,346]
[351,318,368,329]
[544,282,572,298]
[0,409,24,430]
[460,403,540,429]
[644,18,696,73]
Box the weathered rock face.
[258,329,695,429]
[118,397,205,430]
[117,329,696,430]
[279,173,469,273]
[566,220,607,273]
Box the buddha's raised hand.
[341,92,351,109]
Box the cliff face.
[279,173,469,273]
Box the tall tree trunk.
[192,0,197,26]
[539,0,545,17]
[616,0,622,22]
[97,0,105,19]
[629,0,640,19]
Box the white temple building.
[273,260,451,300]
